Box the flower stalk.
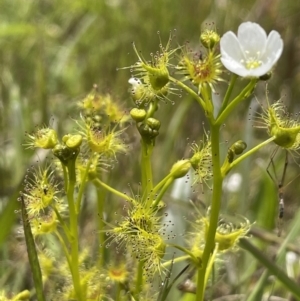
[196,123,223,301]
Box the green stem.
[66,159,83,301]
[204,243,218,289]
[169,76,206,111]
[151,173,173,195]
[76,156,93,213]
[218,74,237,114]
[62,164,68,192]
[161,255,190,268]
[167,244,199,265]
[196,123,222,301]
[51,204,71,242]
[152,177,174,208]
[201,83,214,119]
[222,136,276,176]
[215,79,257,126]
[93,178,134,203]
[96,186,106,267]
[54,231,71,268]
[134,260,145,301]
[141,140,154,199]
[115,282,121,301]
[146,98,158,118]
[240,238,300,300]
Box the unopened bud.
[170,159,191,179]
[130,108,147,122]
[146,118,161,130]
[200,29,220,50]
[63,134,83,149]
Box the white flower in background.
[220,22,283,77]
[223,172,242,193]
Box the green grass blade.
[240,238,300,300]
[20,196,46,301]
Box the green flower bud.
[25,128,58,149]
[138,123,159,140]
[170,159,191,179]
[200,29,220,50]
[146,118,161,130]
[231,140,247,155]
[53,144,79,166]
[130,108,147,122]
[227,149,235,164]
[63,134,83,149]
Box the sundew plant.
[9,21,300,301]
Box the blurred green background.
[1,0,300,299]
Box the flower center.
[241,51,262,70]
[245,58,262,69]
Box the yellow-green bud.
[200,29,220,50]
[39,219,57,234]
[138,124,159,140]
[33,128,58,149]
[130,108,147,122]
[143,64,169,90]
[146,118,161,130]
[170,159,191,179]
[231,140,247,155]
[53,144,79,165]
[63,134,83,149]
[190,152,202,170]
[271,127,299,148]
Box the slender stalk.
[222,136,276,176]
[169,76,206,111]
[51,204,71,241]
[141,140,154,198]
[62,164,68,192]
[204,243,218,289]
[76,156,93,213]
[167,243,199,264]
[97,187,106,267]
[66,160,83,301]
[215,79,257,126]
[196,123,222,301]
[152,177,174,208]
[93,178,134,203]
[134,260,145,301]
[115,282,121,301]
[54,231,71,268]
[145,98,158,118]
[151,173,173,195]
[161,255,190,268]
[218,74,237,115]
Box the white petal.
[237,22,267,55]
[220,31,247,75]
[260,30,283,67]
[243,64,273,77]
[220,57,249,77]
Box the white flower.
[220,22,283,77]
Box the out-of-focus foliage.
[2,0,300,300]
